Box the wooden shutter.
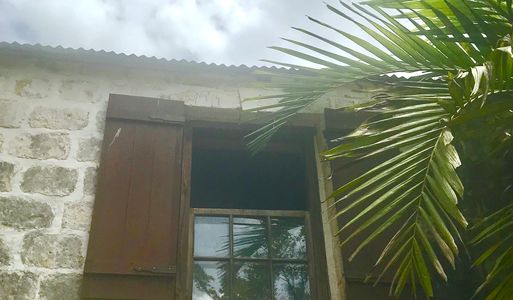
[324,108,404,300]
[82,94,186,299]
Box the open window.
[188,127,328,299]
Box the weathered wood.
[84,121,183,276]
[82,274,174,299]
[175,126,193,300]
[83,95,185,299]
[304,135,332,300]
[108,94,185,123]
[193,208,306,217]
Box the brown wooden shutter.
[324,108,405,300]
[82,94,186,299]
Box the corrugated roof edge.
[0,41,288,73]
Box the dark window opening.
[191,127,307,211]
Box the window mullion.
[229,214,234,299]
[267,215,274,300]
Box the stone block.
[9,132,70,160]
[21,166,78,196]
[0,197,53,229]
[15,78,52,99]
[77,137,101,162]
[160,87,240,108]
[83,167,97,196]
[29,106,88,130]
[59,79,105,103]
[62,201,93,231]
[39,273,81,300]
[95,109,107,134]
[0,238,10,266]
[0,272,38,299]
[0,161,14,192]
[21,232,84,269]
[0,100,26,128]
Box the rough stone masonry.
[0,60,103,299]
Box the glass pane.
[273,264,310,300]
[192,260,230,300]
[233,217,268,258]
[194,216,229,257]
[271,217,307,259]
[233,262,271,299]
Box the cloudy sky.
[0,0,362,67]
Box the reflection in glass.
[194,216,229,257]
[271,218,307,259]
[273,264,310,300]
[193,261,230,300]
[233,262,271,300]
[233,217,268,258]
[194,215,311,299]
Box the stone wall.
[0,48,368,299]
[0,57,106,299]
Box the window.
[189,127,321,300]
[192,209,312,300]
[83,95,330,299]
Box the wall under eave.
[0,47,369,299]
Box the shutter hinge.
[133,265,177,275]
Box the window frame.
[175,123,331,300]
[83,95,332,299]
[191,208,315,300]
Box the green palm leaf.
[324,99,466,298]
[244,0,513,298]
[472,203,513,300]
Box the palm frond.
[323,99,467,298]
[472,203,513,300]
[244,0,511,153]
[244,0,513,298]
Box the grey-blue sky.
[0,0,364,66]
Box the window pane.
[194,216,229,257]
[233,262,271,299]
[233,217,268,258]
[271,217,307,259]
[273,264,310,300]
[193,260,230,300]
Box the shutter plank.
[85,119,137,273]
[82,274,174,299]
[124,123,154,271]
[140,124,182,268]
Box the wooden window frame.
[176,123,331,300]
[191,208,314,299]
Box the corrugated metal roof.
[0,41,285,72]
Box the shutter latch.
[133,265,177,275]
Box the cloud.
[0,0,364,66]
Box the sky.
[0,0,362,67]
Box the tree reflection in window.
[192,215,310,300]
[193,261,230,300]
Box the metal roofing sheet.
[0,41,285,72]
